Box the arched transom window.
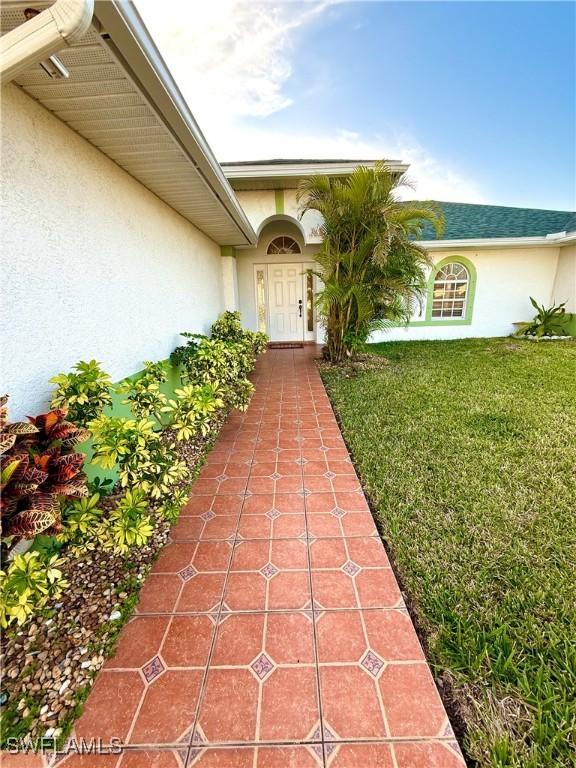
[432,262,469,318]
[267,236,301,255]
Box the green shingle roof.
[418,202,575,240]
[563,212,576,233]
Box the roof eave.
[223,160,409,180]
[93,0,256,246]
[418,232,576,249]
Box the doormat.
[268,342,304,349]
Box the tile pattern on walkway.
[47,349,464,767]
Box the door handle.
[298,299,303,318]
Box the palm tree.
[297,161,444,362]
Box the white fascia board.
[417,233,576,250]
[223,161,409,179]
[1,0,94,82]
[93,0,256,246]
[545,230,576,243]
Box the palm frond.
[298,160,438,359]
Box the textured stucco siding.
[234,190,277,234]
[1,84,224,418]
[552,244,576,312]
[221,255,240,311]
[234,189,323,244]
[373,247,559,342]
[283,189,323,243]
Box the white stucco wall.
[234,189,323,244]
[283,189,323,243]
[1,84,225,418]
[373,247,560,342]
[234,190,277,235]
[552,244,576,311]
[221,255,239,311]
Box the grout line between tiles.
[299,360,327,768]
[184,408,260,764]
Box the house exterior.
[221,163,576,344]
[1,0,575,418]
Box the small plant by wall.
[116,361,168,421]
[171,311,268,411]
[50,360,112,427]
[514,297,571,338]
[0,397,89,545]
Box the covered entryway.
[257,236,315,343]
[236,218,320,343]
[255,237,316,342]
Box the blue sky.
[137,1,575,210]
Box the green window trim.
[274,189,285,215]
[406,255,477,327]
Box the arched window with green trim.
[431,262,469,318]
[423,256,477,325]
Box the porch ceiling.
[0,1,256,247]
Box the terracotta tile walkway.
[44,349,464,767]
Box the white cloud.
[136,0,485,203]
[137,0,332,119]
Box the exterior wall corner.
[221,254,240,311]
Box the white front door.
[268,263,304,342]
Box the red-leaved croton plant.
[0,395,89,541]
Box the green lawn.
[320,338,576,768]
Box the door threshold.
[267,342,305,349]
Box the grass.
[320,338,576,767]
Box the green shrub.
[157,487,190,523]
[88,415,189,501]
[211,310,268,356]
[0,551,67,628]
[171,312,268,411]
[88,415,155,472]
[210,310,246,343]
[58,494,102,553]
[170,332,206,370]
[251,331,269,355]
[86,476,114,497]
[172,335,255,410]
[186,338,255,409]
[233,378,257,411]
[60,489,154,556]
[515,297,570,338]
[102,489,153,554]
[165,383,224,441]
[49,360,112,427]
[116,361,168,422]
